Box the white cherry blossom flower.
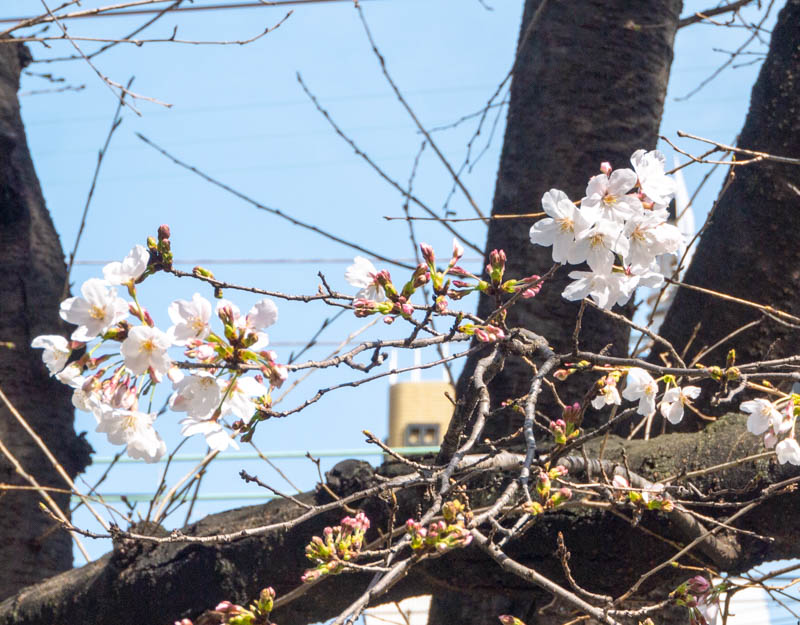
[622,368,659,416]
[630,149,676,206]
[740,398,783,435]
[168,293,212,345]
[170,373,223,418]
[562,269,635,310]
[659,385,701,424]
[30,335,71,375]
[591,384,621,410]
[59,278,129,341]
[221,376,268,423]
[776,437,800,465]
[55,362,83,387]
[56,363,92,412]
[102,244,150,285]
[569,219,629,273]
[581,169,641,223]
[623,212,683,272]
[96,409,166,462]
[120,326,173,375]
[180,416,239,452]
[345,256,385,301]
[530,189,593,264]
[247,299,279,330]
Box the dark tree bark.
[657,1,800,377]
[0,42,92,599]
[439,4,681,621]
[449,0,682,450]
[1,413,798,625]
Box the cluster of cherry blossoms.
[556,364,800,465]
[740,396,800,464]
[530,149,683,309]
[344,241,541,342]
[31,227,287,462]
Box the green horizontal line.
[72,492,279,503]
[92,446,441,465]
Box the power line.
[92,445,440,464]
[73,257,484,265]
[0,0,370,25]
[72,491,279,502]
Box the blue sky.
[3,1,791,618]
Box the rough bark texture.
[452,0,682,446]
[0,42,92,599]
[440,4,681,621]
[0,414,797,625]
[657,0,800,377]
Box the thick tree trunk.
[439,2,681,622]
[0,42,91,598]
[450,0,681,447]
[0,413,797,625]
[657,1,800,381]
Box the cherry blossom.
[102,244,150,286]
[591,383,621,409]
[776,437,800,465]
[59,278,129,341]
[529,189,593,264]
[247,299,279,330]
[630,149,676,206]
[170,373,223,418]
[622,368,659,416]
[95,408,166,462]
[55,363,92,412]
[581,168,641,222]
[120,326,173,376]
[623,212,683,272]
[569,219,629,272]
[561,269,636,310]
[180,416,239,451]
[168,293,212,344]
[30,335,71,375]
[216,298,278,349]
[345,256,386,301]
[221,376,269,423]
[659,386,701,424]
[740,398,783,435]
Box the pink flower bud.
[563,402,581,423]
[687,575,710,596]
[449,265,470,277]
[375,270,392,286]
[600,161,612,176]
[158,224,171,241]
[420,243,435,266]
[489,249,506,268]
